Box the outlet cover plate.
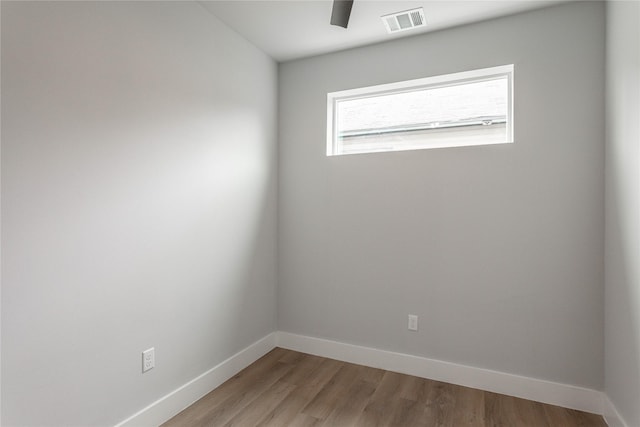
[408,315,418,331]
[142,347,155,372]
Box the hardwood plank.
[542,404,608,427]
[397,375,430,402]
[287,413,323,427]
[359,365,386,386]
[278,348,308,364]
[257,358,344,427]
[162,348,608,427]
[172,360,293,427]
[451,385,485,427]
[354,370,407,426]
[385,397,430,427]
[223,380,296,427]
[162,348,288,427]
[301,362,362,420]
[422,380,458,426]
[568,409,609,427]
[485,392,549,427]
[320,378,377,426]
[256,388,313,427]
[279,353,331,387]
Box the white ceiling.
[200,0,568,62]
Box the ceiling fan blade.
[330,0,354,28]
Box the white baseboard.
[276,331,604,416]
[114,333,277,427]
[114,331,611,427]
[603,395,629,427]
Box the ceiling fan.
[330,0,354,28]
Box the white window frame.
[326,64,514,156]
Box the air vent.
[381,8,426,34]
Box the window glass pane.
[328,65,513,156]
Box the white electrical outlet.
[408,314,418,331]
[142,347,155,373]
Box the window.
[326,65,514,156]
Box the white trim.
[330,65,514,99]
[603,395,629,427]
[276,332,604,416]
[114,331,613,426]
[326,92,336,156]
[113,333,277,427]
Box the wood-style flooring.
[162,348,607,427]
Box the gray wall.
[605,1,640,426]
[1,2,277,426]
[278,1,605,390]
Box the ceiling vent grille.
[381,8,426,34]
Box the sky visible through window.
[337,78,508,136]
